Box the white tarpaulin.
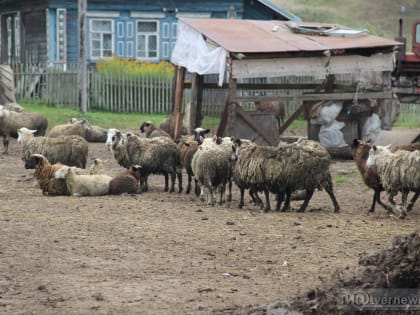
[171,19,227,86]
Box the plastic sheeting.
[362,113,382,142]
[171,20,227,86]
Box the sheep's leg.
[407,192,419,212]
[186,174,192,194]
[275,192,284,211]
[227,179,232,202]
[250,189,263,209]
[208,185,214,206]
[368,191,378,212]
[219,184,226,205]
[163,173,169,192]
[2,136,9,154]
[194,179,201,197]
[281,190,292,212]
[263,189,271,213]
[177,168,183,193]
[169,172,176,193]
[296,189,314,213]
[323,184,340,213]
[238,187,245,209]
[374,191,394,213]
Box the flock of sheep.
[0,103,419,217]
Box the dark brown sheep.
[108,165,142,195]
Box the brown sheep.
[351,140,420,213]
[254,100,286,128]
[24,154,69,196]
[139,120,171,138]
[178,140,200,195]
[108,165,142,195]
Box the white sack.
[319,120,347,148]
[362,113,381,142]
[310,102,343,125]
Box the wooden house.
[0,0,299,65]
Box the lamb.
[106,128,183,193]
[24,154,69,196]
[231,139,340,213]
[351,139,420,213]
[366,145,420,217]
[139,120,171,138]
[48,118,91,138]
[191,136,234,206]
[0,104,48,154]
[17,127,88,168]
[254,100,286,128]
[108,165,142,195]
[54,166,112,196]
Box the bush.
[96,56,175,79]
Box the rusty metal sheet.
[182,18,402,54]
[373,129,420,146]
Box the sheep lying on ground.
[232,139,340,213]
[254,100,286,128]
[106,128,182,193]
[48,119,91,138]
[0,105,48,154]
[367,145,420,217]
[191,136,234,206]
[139,121,171,138]
[68,118,108,142]
[3,103,25,112]
[17,127,88,168]
[54,166,112,196]
[109,165,142,195]
[352,139,420,213]
[24,154,69,196]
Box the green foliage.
[96,56,175,79]
[335,176,349,184]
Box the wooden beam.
[234,91,393,102]
[172,66,185,139]
[232,53,394,79]
[77,0,88,113]
[189,72,198,133]
[195,74,204,128]
[277,103,306,135]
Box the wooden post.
[172,66,185,139]
[189,72,198,133]
[380,71,393,130]
[195,74,204,128]
[77,0,88,113]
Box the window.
[136,20,158,60]
[90,19,114,59]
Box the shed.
[170,18,402,154]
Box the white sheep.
[54,166,112,196]
[367,145,420,217]
[0,105,48,154]
[17,127,89,168]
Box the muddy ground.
[0,137,419,315]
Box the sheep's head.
[106,128,123,151]
[192,127,210,143]
[139,121,155,135]
[54,166,72,179]
[366,145,381,168]
[24,154,48,169]
[17,127,37,144]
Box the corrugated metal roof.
[181,18,402,54]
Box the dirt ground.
[0,137,419,315]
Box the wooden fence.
[10,63,420,126]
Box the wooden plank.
[234,91,394,102]
[232,53,394,79]
[235,106,276,145]
[172,66,186,139]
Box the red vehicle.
[393,19,420,103]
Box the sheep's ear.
[184,142,190,147]
[372,145,377,151]
[202,129,210,135]
[28,129,37,134]
[367,139,372,144]
[230,136,235,143]
[236,138,242,146]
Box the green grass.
[20,101,168,131]
[334,176,349,184]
